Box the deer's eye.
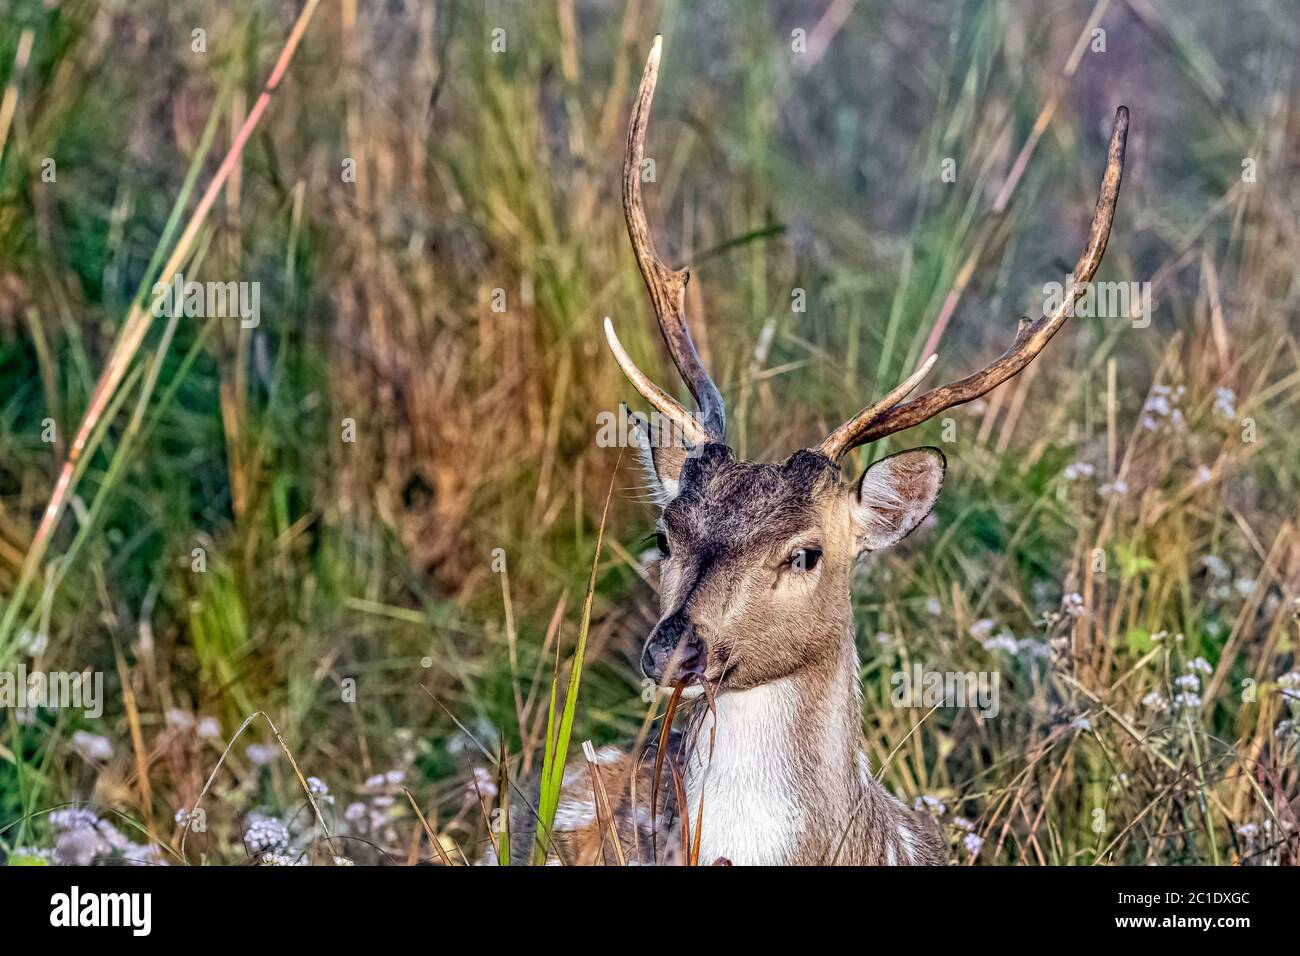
[788,547,822,572]
[655,531,671,558]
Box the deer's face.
[639,442,944,694]
[610,38,1123,695]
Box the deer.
[511,36,1127,867]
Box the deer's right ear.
[851,447,945,552]
[631,410,688,505]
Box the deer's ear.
[851,447,945,552]
[631,412,688,506]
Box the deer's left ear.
[851,447,945,552]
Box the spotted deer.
[518,37,1127,866]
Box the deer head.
[607,37,1127,696]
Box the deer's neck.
[683,625,869,865]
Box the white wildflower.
[983,634,1020,654]
[261,852,305,866]
[306,776,335,805]
[1100,479,1129,498]
[914,795,946,815]
[1062,592,1088,618]
[469,766,498,799]
[70,731,113,762]
[1213,386,1236,421]
[243,815,291,853]
[165,709,195,730]
[1201,555,1230,579]
[246,744,279,766]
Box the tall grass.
[0,0,1296,865]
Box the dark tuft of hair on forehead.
[663,445,841,548]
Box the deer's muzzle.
[641,613,708,686]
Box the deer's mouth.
[670,681,707,700]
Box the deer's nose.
[641,616,707,685]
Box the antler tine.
[621,35,726,442]
[814,353,938,462]
[816,106,1129,462]
[604,318,709,446]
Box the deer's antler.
[815,105,1129,464]
[605,35,726,445]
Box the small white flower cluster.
[913,794,946,816]
[307,776,335,805]
[70,730,113,762]
[1213,386,1236,421]
[246,743,280,766]
[1062,461,1096,482]
[1099,478,1130,499]
[976,628,1050,660]
[950,815,982,858]
[17,807,166,866]
[1062,592,1088,618]
[261,851,306,866]
[983,633,1020,654]
[1276,673,1300,747]
[343,768,409,839]
[1140,383,1185,431]
[468,765,498,799]
[972,616,1052,659]
[243,814,291,853]
[165,708,221,739]
[1233,818,1297,864]
[1202,555,1230,579]
[17,628,49,655]
[1141,690,1168,712]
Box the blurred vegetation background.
[0,0,1297,865]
